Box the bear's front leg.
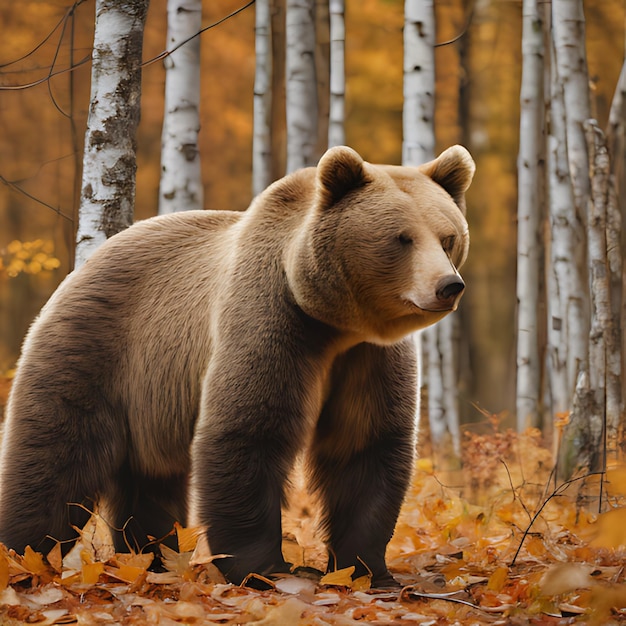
[309,340,418,588]
[190,356,312,585]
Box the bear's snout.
[435,274,465,310]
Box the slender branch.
[142,0,256,68]
[0,175,73,222]
[434,1,474,48]
[0,0,256,90]
[510,471,605,566]
[0,0,86,69]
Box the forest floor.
[0,379,625,625]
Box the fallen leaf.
[540,563,594,596]
[320,566,355,587]
[589,507,626,549]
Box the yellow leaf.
[7,240,21,254]
[487,566,508,592]
[42,257,60,271]
[605,468,626,498]
[109,564,147,583]
[114,552,153,569]
[416,458,434,473]
[320,566,355,586]
[590,507,626,549]
[525,536,546,557]
[82,561,105,585]
[23,546,48,576]
[175,522,204,553]
[351,574,372,591]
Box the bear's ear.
[316,146,371,208]
[418,145,475,214]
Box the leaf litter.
[0,426,625,625]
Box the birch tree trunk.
[285,0,318,173]
[584,120,623,455]
[551,0,592,226]
[403,0,461,455]
[546,38,587,419]
[253,0,273,195]
[516,0,544,430]
[75,0,149,267]
[581,120,611,472]
[606,60,625,444]
[402,0,435,166]
[551,0,602,477]
[158,0,203,214]
[328,0,345,147]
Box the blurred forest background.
[0,0,624,424]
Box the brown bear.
[0,145,474,587]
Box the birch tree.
[158,0,203,214]
[285,0,318,172]
[253,0,273,195]
[402,0,435,166]
[516,0,544,430]
[75,0,149,267]
[582,120,613,471]
[550,0,602,476]
[551,0,591,230]
[403,0,461,454]
[328,0,345,147]
[605,61,625,445]
[546,40,587,420]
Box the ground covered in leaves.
[0,425,625,625]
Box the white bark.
[286,0,317,173]
[158,0,203,214]
[402,0,435,166]
[402,1,460,453]
[328,0,345,147]
[253,0,273,195]
[607,60,626,187]
[552,0,592,223]
[546,40,587,417]
[75,0,149,268]
[516,0,544,430]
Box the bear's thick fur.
[0,145,474,587]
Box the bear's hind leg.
[105,467,188,557]
[0,399,123,557]
[309,341,418,588]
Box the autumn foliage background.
[1,0,625,420]
[1,0,626,623]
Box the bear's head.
[286,145,475,344]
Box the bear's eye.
[397,233,414,245]
[442,235,456,254]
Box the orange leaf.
[320,566,355,586]
[82,562,105,585]
[487,566,508,592]
[590,507,626,549]
[46,543,63,573]
[23,546,48,576]
[352,575,372,591]
[175,523,204,553]
[108,564,147,583]
[0,550,9,590]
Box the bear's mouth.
[401,297,459,314]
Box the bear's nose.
[435,275,465,307]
